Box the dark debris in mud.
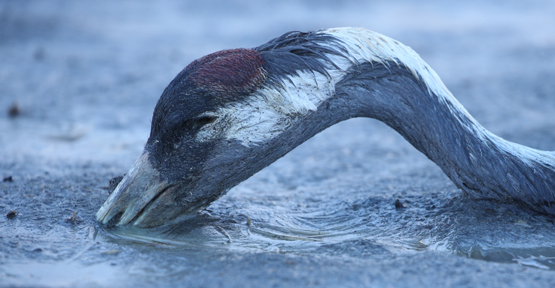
[394,199,405,209]
[6,210,17,219]
[7,102,20,118]
[65,211,81,225]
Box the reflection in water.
[104,194,555,270]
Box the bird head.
[96,40,341,227]
[95,29,356,227]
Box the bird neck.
[333,61,555,213]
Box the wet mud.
[2,0,555,287]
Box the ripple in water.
[102,186,555,270]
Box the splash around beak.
[96,152,183,227]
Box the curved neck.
[333,61,555,214]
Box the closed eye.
[174,116,217,132]
[194,116,217,126]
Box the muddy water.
[2,0,555,287]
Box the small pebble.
[6,210,17,219]
[8,103,20,118]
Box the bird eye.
[156,115,218,148]
[174,116,217,132]
[195,116,217,126]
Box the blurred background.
[1,0,555,287]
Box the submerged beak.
[96,152,175,227]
